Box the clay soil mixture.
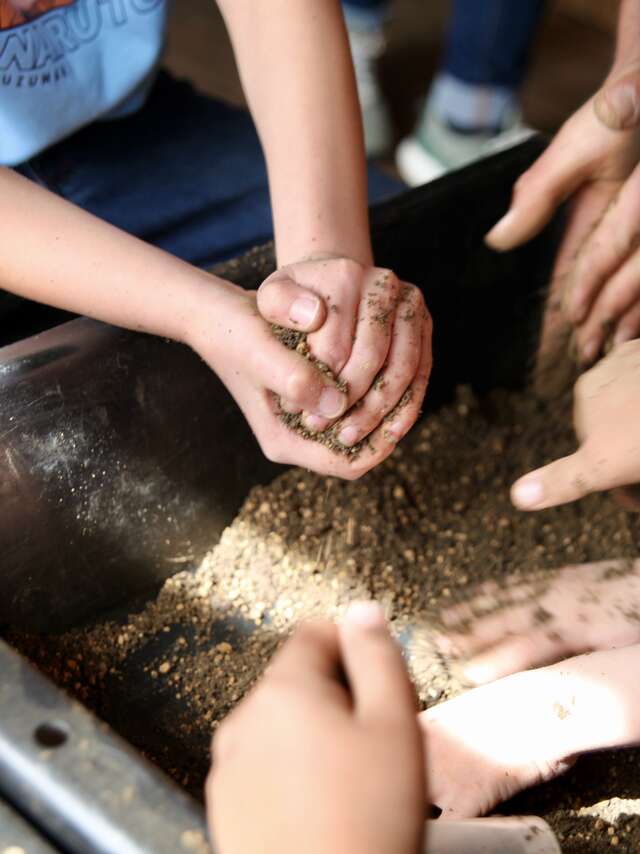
[10,388,640,853]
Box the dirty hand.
[434,559,640,685]
[420,644,640,819]
[257,257,432,450]
[206,603,425,854]
[190,280,418,479]
[486,67,640,367]
[511,340,640,510]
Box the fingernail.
[344,600,385,628]
[485,210,516,247]
[338,425,359,446]
[318,387,345,418]
[596,81,640,131]
[289,296,319,327]
[512,477,544,509]
[305,413,328,433]
[581,338,599,365]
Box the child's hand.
[190,281,417,479]
[257,257,432,448]
[434,559,640,685]
[421,643,640,819]
[206,603,425,854]
[511,340,640,509]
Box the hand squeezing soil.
[270,275,419,459]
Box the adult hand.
[486,67,640,368]
[206,603,425,854]
[191,280,422,479]
[511,340,640,509]
[257,257,432,450]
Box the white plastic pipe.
[424,815,561,854]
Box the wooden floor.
[165,0,616,141]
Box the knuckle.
[333,257,363,287]
[260,435,286,464]
[373,266,398,285]
[315,337,349,372]
[257,273,285,302]
[285,368,315,405]
[368,267,399,300]
[359,350,388,389]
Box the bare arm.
[0,169,396,480]
[0,167,220,343]
[217,0,373,267]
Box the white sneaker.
[396,106,534,186]
[346,21,394,157]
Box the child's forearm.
[0,168,226,346]
[218,0,373,267]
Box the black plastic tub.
[0,137,559,852]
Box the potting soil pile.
[11,387,640,853]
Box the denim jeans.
[344,0,545,89]
[13,72,401,271]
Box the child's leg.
[421,643,640,818]
[436,558,640,684]
[441,0,547,119]
[341,0,392,157]
[397,0,546,184]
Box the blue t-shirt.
[0,0,169,165]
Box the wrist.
[179,270,242,360]
[275,234,374,269]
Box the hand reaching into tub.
[486,0,640,369]
[435,559,640,684]
[420,643,640,819]
[510,340,640,511]
[206,603,425,854]
[416,561,640,818]
[257,257,432,450]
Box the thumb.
[339,602,417,724]
[594,71,640,131]
[511,449,596,510]
[254,329,347,419]
[257,271,327,332]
